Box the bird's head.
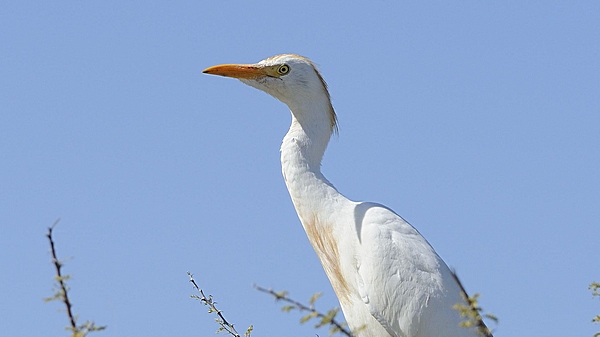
[203,54,337,134]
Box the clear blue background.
[1,1,599,336]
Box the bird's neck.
[280,104,342,225]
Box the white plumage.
[204,54,484,337]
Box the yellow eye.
[277,64,290,75]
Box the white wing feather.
[354,202,473,337]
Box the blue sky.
[1,1,599,336]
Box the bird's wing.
[354,202,457,337]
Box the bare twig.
[451,270,496,337]
[255,285,352,336]
[47,220,77,329]
[188,272,253,337]
[45,220,106,337]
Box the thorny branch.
[45,220,105,337]
[47,220,78,329]
[188,272,253,337]
[255,285,353,336]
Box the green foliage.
[67,322,107,337]
[591,282,600,298]
[453,292,497,337]
[451,271,496,337]
[591,282,600,337]
[255,285,352,336]
[244,325,253,337]
[309,292,323,305]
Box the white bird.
[203,54,486,337]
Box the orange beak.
[202,64,268,79]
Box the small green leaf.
[274,290,289,299]
[309,292,323,306]
[244,325,253,337]
[281,305,296,312]
[300,311,318,324]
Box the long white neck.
[279,95,360,313]
[280,101,344,225]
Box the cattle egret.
[204,54,486,337]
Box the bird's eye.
[277,64,290,75]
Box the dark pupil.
[280,66,287,73]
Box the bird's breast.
[301,215,353,306]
